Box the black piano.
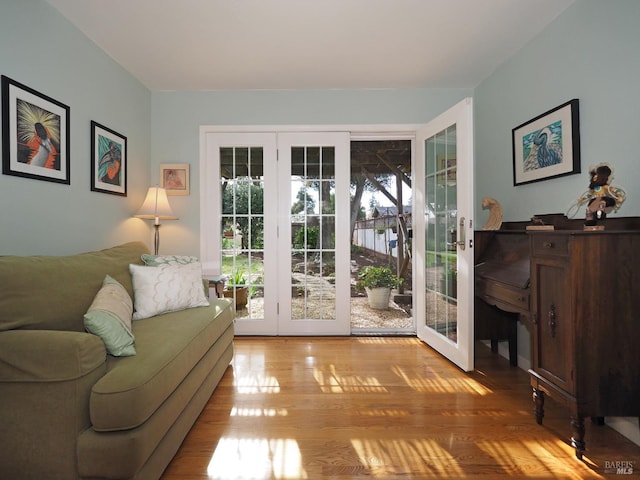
[474,230,531,366]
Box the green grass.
[221,253,264,277]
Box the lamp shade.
[134,187,178,224]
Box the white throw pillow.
[129,262,210,320]
[140,254,199,266]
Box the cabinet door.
[532,260,575,395]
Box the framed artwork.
[91,120,127,196]
[512,99,580,186]
[1,75,70,184]
[437,153,456,186]
[160,163,190,196]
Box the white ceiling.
[45,0,574,92]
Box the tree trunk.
[350,176,366,243]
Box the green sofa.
[0,242,235,480]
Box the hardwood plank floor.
[162,337,640,479]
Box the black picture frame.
[512,99,580,186]
[1,75,70,184]
[90,120,127,196]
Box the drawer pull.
[548,304,557,337]
[543,241,554,249]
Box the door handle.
[457,217,466,250]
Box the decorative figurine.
[570,163,626,227]
[481,196,503,230]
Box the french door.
[201,131,350,335]
[277,132,351,334]
[415,98,475,371]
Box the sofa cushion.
[129,262,209,320]
[89,299,234,431]
[0,242,149,332]
[84,275,136,357]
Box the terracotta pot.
[223,286,248,310]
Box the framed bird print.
[512,99,580,186]
[1,75,70,184]
[91,120,127,196]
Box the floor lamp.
[134,187,178,255]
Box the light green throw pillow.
[83,275,136,356]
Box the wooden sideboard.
[528,228,640,459]
[476,215,640,458]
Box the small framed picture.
[1,75,70,184]
[437,153,456,186]
[512,99,580,186]
[160,163,190,196]
[91,121,127,196]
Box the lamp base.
[154,224,161,255]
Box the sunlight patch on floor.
[234,374,281,394]
[351,438,466,478]
[230,407,288,417]
[313,365,388,393]
[207,437,307,480]
[392,365,492,395]
[475,438,602,479]
[356,408,412,417]
[232,352,282,393]
[355,337,421,346]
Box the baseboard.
[605,417,640,447]
[479,340,531,371]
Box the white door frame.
[200,124,422,336]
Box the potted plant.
[223,270,249,310]
[222,221,237,239]
[356,265,403,310]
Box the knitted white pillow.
[140,254,199,266]
[129,262,209,320]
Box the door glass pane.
[290,146,336,321]
[321,147,335,179]
[424,125,458,342]
[220,146,265,320]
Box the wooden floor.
[162,337,640,479]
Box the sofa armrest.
[0,329,106,381]
[0,330,108,478]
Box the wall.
[474,0,640,445]
[0,0,151,255]
[475,0,640,224]
[150,89,470,256]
